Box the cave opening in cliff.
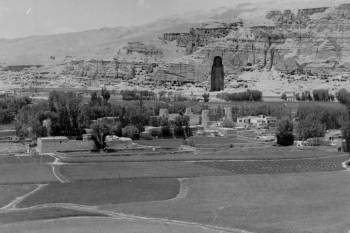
[210,56,224,92]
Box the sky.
[0,0,244,39]
[0,0,346,39]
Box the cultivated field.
[0,138,349,233]
[104,172,350,233]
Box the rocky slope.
[0,0,342,65]
[1,1,350,96]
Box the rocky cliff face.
[62,59,156,80]
[170,4,350,82]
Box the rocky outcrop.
[62,59,156,79]
[174,5,350,79]
[124,42,163,56]
[163,21,243,53]
[152,63,197,84]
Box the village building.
[236,115,277,129]
[36,136,95,154]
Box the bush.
[122,125,140,140]
[0,109,15,124]
[276,118,294,146]
[150,127,162,138]
[202,93,210,102]
[223,119,235,128]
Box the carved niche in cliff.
[210,56,224,92]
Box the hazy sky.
[0,0,241,39]
[0,0,345,39]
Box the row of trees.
[120,90,192,102]
[217,90,262,102]
[282,90,335,102]
[120,90,156,101]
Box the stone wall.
[37,137,95,154]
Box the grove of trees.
[0,96,32,124]
[217,90,262,102]
[295,103,346,140]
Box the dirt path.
[0,184,48,211]
[48,154,69,183]
[1,202,252,233]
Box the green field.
[0,184,37,208]
[104,172,350,233]
[0,164,57,184]
[0,137,349,233]
[17,178,180,208]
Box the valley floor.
[0,141,349,233]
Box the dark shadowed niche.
[210,56,224,92]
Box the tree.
[48,91,83,136]
[296,113,326,140]
[281,93,287,101]
[336,88,350,104]
[90,91,102,106]
[101,88,111,105]
[160,117,172,138]
[15,103,48,139]
[337,89,350,152]
[312,89,330,101]
[174,115,191,139]
[276,118,294,146]
[91,121,111,149]
[202,93,210,102]
[342,118,350,152]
